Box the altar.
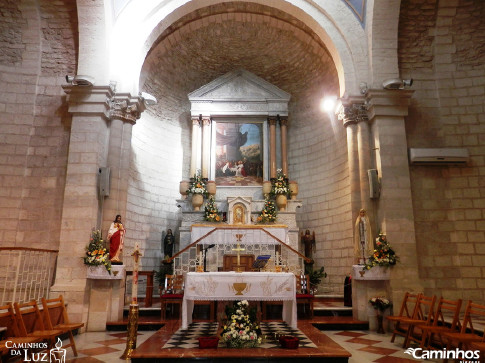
[182,271,297,329]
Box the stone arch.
[77,0,373,97]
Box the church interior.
[0,0,484,362]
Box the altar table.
[182,271,297,329]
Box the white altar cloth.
[182,272,297,329]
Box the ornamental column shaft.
[268,117,277,179]
[190,117,201,177]
[201,116,211,179]
[280,116,288,177]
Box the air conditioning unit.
[409,148,469,165]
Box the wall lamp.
[382,78,413,90]
[65,75,94,86]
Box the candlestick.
[199,251,203,265]
[275,251,279,266]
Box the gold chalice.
[232,282,247,295]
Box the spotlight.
[65,75,94,86]
[382,78,413,90]
[140,92,157,106]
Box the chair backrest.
[164,275,184,294]
[431,297,462,331]
[41,295,70,329]
[295,274,311,294]
[460,301,485,335]
[13,300,47,336]
[395,292,421,318]
[412,294,437,323]
[0,303,21,338]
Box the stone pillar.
[366,89,423,307]
[279,116,288,177]
[190,116,200,177]
[52,85,144,329]
[268,116,277,179]
[201,116,211,179]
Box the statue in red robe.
[108,214,125,263]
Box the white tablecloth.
[182,272,297,329]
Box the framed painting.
[214,121,264,186]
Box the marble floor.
[57,320,437,363]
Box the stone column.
[190,116,200,177]
[279,116,288,177]
[52,85,144,329]
[201,116,211,179]
[268,116,277,179]
[366,89,423,306]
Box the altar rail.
[0,247,58,305]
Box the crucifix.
[232,234,245,272]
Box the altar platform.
[129,318,351,363]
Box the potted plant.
[155,259,174,287]
[186,170,209,211]
[305,264,327,294]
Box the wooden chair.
[42,295,84,356]
[398,294,437,348]
[296,274,314,318]
[13,300,63,349]
[386,292,421,345]
[442,301,485,362]
[0,303,43,361]
[414,297,463,349]
[160,274,184,319]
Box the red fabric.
[109,230,122,257]
[161,294,184,299]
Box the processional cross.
[232,234,245,272]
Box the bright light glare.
[321,96,337,112]
[320,96,337,112]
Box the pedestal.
[86,266,126,331]
[351,265,391,327]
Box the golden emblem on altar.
[232,282,248,295]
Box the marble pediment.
[188,69,290,116]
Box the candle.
[275,251,279,265]
[199,251,203,265]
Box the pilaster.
[268,116,277,179]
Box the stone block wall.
[399,0,485,303]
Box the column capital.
[62,85,146,124]
[279,116,288,127]
[191,116,200,126]
[201,116,211,127]
[337,102,368,127]
[268,116,277,126]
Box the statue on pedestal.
[108,214,125,264]
[354,209,373,264]
[301,229,316,260]
[163,229,175,258]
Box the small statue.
[163,229,175,258]
[108,214,125,264]
[354,209,373,264]
[301,229,316,260]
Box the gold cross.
[232,243,245,272]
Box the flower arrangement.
[83,229,111,274]
[369,296,392,312]
[186,170,208,197]
[256,197,277,223]
[204,196,221,222]
[363,233,398,270]
[270,169,290,196]
[220,300,262,348]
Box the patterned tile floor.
[53,324,442,362]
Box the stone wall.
[399,0,485,303]
[0,0,77,248]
